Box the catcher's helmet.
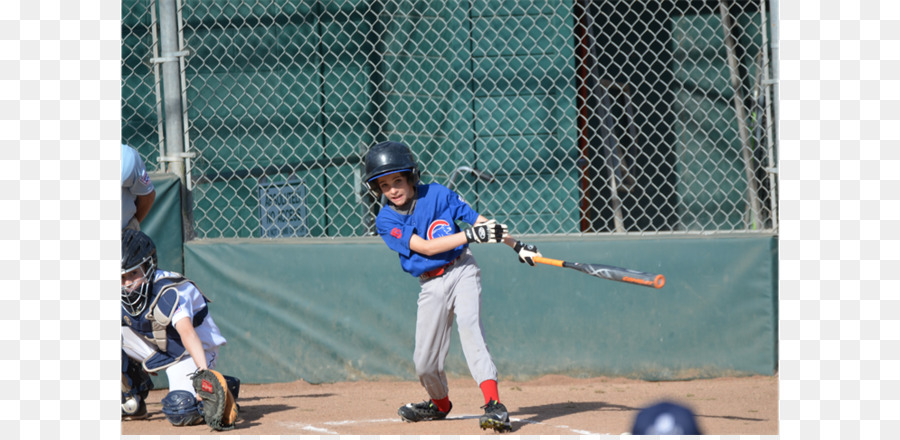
[160,390,204,426]
[121,229,157,317]
[363,141,419,195]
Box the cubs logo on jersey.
[427,219,454,239]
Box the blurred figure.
[631,400,702,435]
[121,143,156,231]
[120,143,157,420]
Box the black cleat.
[479,400,511,432]
[398,400,452,422]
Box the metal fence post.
[155,0,195,240]
[760,0,778,230]
[719,0,762,230]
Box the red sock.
[479,379,499,404]
[432,396,451,413]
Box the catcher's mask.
[121,229,157,317]
[363,141,419,197]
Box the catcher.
[120,229,239,430]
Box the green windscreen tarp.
[140,173,184,274]
[184,235,777,384]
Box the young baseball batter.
[363,141,541,432]
[120,229,239,426]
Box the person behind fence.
[119,229,239,426]
[362,140,542,433]
[630,400,702,435]
[121,144,156,232]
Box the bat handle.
[532,256,564,267]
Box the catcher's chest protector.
[121,274,210,372]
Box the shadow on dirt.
[696,413,766,422]
[235,393,340,427]
[513,401,638,426]
[237,393,336,402]
[516,399,766,428]
[237,404,296,427]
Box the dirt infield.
[122,374,778,435]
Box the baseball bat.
[532,256,665,289]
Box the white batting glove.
[465,219,509,244]
[513,241,542,266]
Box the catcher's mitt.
[190,369,238,431]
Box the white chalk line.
[279,414,610,435]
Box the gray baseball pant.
[413,248,498,400]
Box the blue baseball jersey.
[376,183,480,277]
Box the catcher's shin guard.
[121,356,153,420]
[223,374,241,400]
[122,356,154,399]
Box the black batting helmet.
[121,229,157,316]
[363,141,419,195]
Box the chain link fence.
[122,0,778,239]
[122,0,164,173]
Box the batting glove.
[465,219,508,244]
[513,241,541,266]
